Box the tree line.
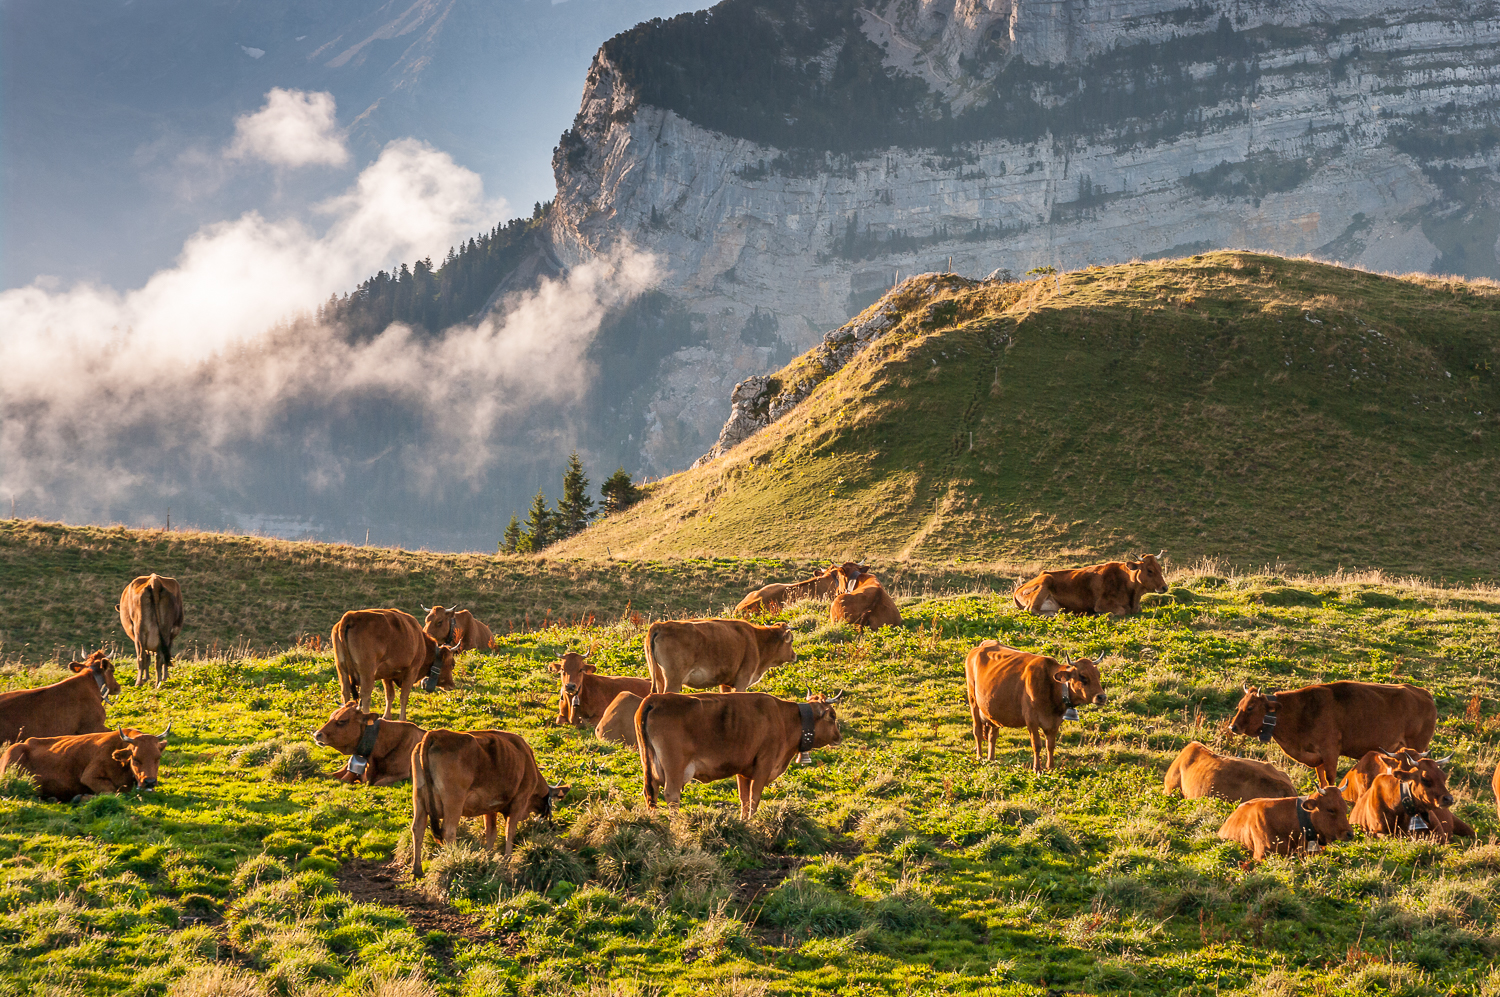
[500,453,643,553]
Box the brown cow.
[644,619,795,694]
[0,725,170,799]
[1494,765,1500,823]
[117,573,184,687]
[1218,786,1352,860]
[1229,681,1436,787]
[1350,753,1462,838]
[0,652,121,744]
[1013,553,1167,616]
[735,566,841,617]
[422,605,495,654]
[332,609,458,721]
[548,653,652,727]
[1163,741,1297,803]
[829,562,902,628]
[636,691,843,817]
[409,728,567,876]
[596,692,644,746]
[313,702,426,786]
[964,642,1106,772]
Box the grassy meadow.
[3,531,1500,996]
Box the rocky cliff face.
[543,0,1500,474]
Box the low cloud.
[228,88,348,168]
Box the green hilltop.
[557,252,1500,580]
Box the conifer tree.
[522,489,552,552]
[500,514,521,553]
[601,467,642,514]
[555,451,595,539]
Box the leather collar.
[91,662,111,702]
[798,702,817,752]
[1296,796,1321,845]
[1257,709,1278,743]
[422,649,443,693]
[354,717,382,760]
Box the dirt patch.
[337,858,491,967]
[733,855,802,905]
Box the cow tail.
[644,626,660,693]
[638,699,658,806]
[417,735,442,842]
[332,619,353,702]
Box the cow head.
[805,691,844,748]
[1128,551,1168,593]
[1384,750,1455,809]
[1053,653,1107,706]
[422,605,460,643]
[1302,785,1352,844]
[832,561,870,594]
[71,651,121,699]
[314,702,376,753]
[422,640,459,693]
[114,724,170,790]
[548,652,595,697]
[534,783,570,822]
[1229,685,1277,739]
[761,623,797,667]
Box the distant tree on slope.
[601,468,642,514]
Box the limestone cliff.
[541,0,1500,474]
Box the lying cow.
[1218,786,1351,860]
[1350,753,1472,839]
[332,608,457,721]
[549,652,652,727]
[596,692,645,747]
[422,605,494,653]
[1013,552,1167,616]
[313,702,426,786]
[1163,741,1297,803]
[1229,681,1436,786]
[965,642,1106,772]
[735,565,841,617]
[0,652,121,744]
[644,619,795,694]
[118,573,184,687]
[0,725,169,799]
[829,562,902,628]
[637,691,843,817]
[410,728,567,875]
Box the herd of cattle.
[0,554,1491,877]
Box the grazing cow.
[0,725,170,799]
[117,573,184,687]
[1163,741,1297,803]
[1013,552,1167,616]
[548,652,652,727]
[0,652,121,744]
[1228,681,1436,786]
[1350,753,1464,838]
[596,692,645,747]
[1218,786,1351,860]
[735,566,841,617]
[313,702,426,786]
[964,641,1107,772]
[829,562,902,628]
[422,605,495,654]
[409,729,567,876]
[636,691,843,817]
[644,619,795,694]
[332,609,457,721]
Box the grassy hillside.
[3,562,1500,996]
[557,252,1500,580]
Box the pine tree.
[600,467,642,514]
[555,451,595,539]
[522,489,552,552]
[499,514,522,553]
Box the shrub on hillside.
[671,806,764,860]
[752,799,827,854]
[267,744,320,782]
[167,964,273,997]
[424,839,508,904]
[230,854,289,895]
[759,874,867,937]
[230,739,287,767]
[646,846,731,912]
[509,834,588,895]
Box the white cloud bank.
[228,88,347,167]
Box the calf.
[1219,786,1351,859]
[965,642,1106,772]
[645,619,795,694]
[118,573,184,687]
[0,652,121,743]
[0,725,169,799]
[313,702,426,786]
[1229,681,1436,787]
[332,608,458,721]
[548,652,652,727]
[1164,741,1297,803]
[736,566,841,616]
[422,605,494,653]
[410,729,567,876]
[595,692,645,747]
[829,562,902,628]
[637,691,843,817]
[1013,553,1167,616]
[1350,753,1459,838]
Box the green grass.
[3,554,1500,995]
[556,251,1500,580]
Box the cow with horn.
[965,642,1107,772]
[0,723,171,799]
[421,605,494,654]
[1013,552,1167,616]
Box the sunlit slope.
[558,252,1500,578]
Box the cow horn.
[828,690,845,703]
[1155,550,1166,560]
[421,604,431,612]
[118,727,135,744]
[157,722,172,743]
[1062,651,1073,667]
[1242,680,1252,692]
[1434,755,1452,765]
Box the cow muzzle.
[313,732,327,747]
[564,683,578,694]
[1443,793,1455,807]
[138,778,158,791]
[1092,693,1107,706]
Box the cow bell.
[1409,813,1429,832]
[1305,838,1321,854]
[1063,706,1079,721]
[798,751,813,765]
[348,754,370,777]
[1257,714,1277,743]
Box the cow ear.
[69,662,86,673]
[1052,666,1074,683]
[547,660,561,673]
[112,748,132,763]
[583,663,597,673]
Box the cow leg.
[80,760,123,795]
[379,678,395,720]
[720,684,736,693]
[356,673,373,715]
[502,812,521,860]
[1027,726,1043,772]
[134,638,149,686]
[156,646,171,687]
[736,774,753,819]
[1024,584,1054,615]
[484,812,499,851]
[987,724,997,762]
[397,682,412,722]
[970,702,986,762]
[410,786,428,878]
[1044,727,1059,771]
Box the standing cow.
[736,565,841,617]
[332,609,458,721]
[1013,553,1167,616]
[965,642,1107,772]
[0,725,170,799]
[422,605,494,654]
[829,562,902,628]
[0,652,120,743]
[118,573,184,687]
[1229,681,1436,787]
[644,619,795,694]
[409,728,567,875]
[1163,741,1297,803]
[1218,786,1352,860]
